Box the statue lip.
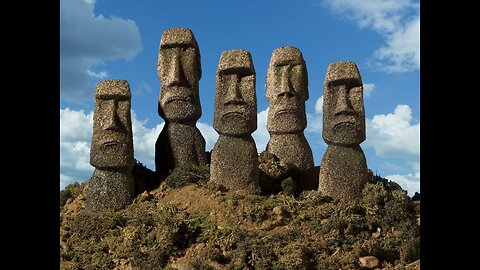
[275,109,297,116]
[334,121,355,128]
[222,111,244,118]
[165,95,191,104]
[102,140,119,146]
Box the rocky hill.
[60,155,420,270]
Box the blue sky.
[60,0,420,195]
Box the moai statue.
[318,61,368,200]
[86,80,135,212]
[266,46,315,190]
[155,28,207,175]
[210,50,259,193]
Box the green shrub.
[165,165,210,188]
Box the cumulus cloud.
[60,107,263,189]
[252,108,270,153]
[385,162,420,196]
[60,0,142,102]
[60,108,162,190]
[364,104,419,157]
[60,108,94,190]
[130,112,163,168]
[322,0,419,72]
[197,122,219,151]
[363,83,375,98]
[306,96,324,137]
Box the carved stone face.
[158,28,202,123]
[322,61,366,145]
[90,80,134,169]
[266,47,308,133]
[214,50,257,136]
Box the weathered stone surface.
[213,49,257,136]
[211,50,259,192]
[265,46,314,189]
[266,46,308,133]
[322,61,365,145]
[318,61,368,200]
[86,80,135,212]
[210,136,259,193]
[86,169,135,212]
[155,28,206,175]
[155,123,207,174]
[266,134,315,190]
[90,80,134,170]
[318,144,368,200]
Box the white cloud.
[86,69,108,79]
[60,108,163,190]
[374,16,420,73]
[385,161,419,196]
[60,0,142,102]
[314,95,324,114]
[130,112,164,168]
[363,83,375,98]
[322,0,419,73]
[197,122,219,152]
[252,108,270,153]
[385,174,419,196]
[364,104,419,157]
[306,96,324,136]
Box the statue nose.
[224,75,245,105]
[334,85,354,116]
[277,67,295,98]
[166,49,188,87]
[104,99,124,131]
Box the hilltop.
[60,157,420,270]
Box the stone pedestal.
[318,144,368,200]
[210,135,259,193]
[86,169,135,212]
[267,133,315,190]
[155,122,207,175]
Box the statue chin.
[161,104,199,122]
[90,144,132,169]
[324,129,364,145]
[216,115,253,136]
[268,113,306,133]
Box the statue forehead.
[325,61,362,84]
[160,28,197,48]
[217,50,254,74]
[269,46,304,66]
[95,80,131,98]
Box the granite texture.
[322,61,365,145]
[210,136,259,193]
[265,46,314,189]
[213,49,257,136]
[211,49,259,192]
[319,61,368,200]
[266,134,315,190]
[90,80,134,169]
[155,28,206,174]
[318,145,368,200]
[87,79,135,212]
[86,169,135,212]
[155,122,207,174]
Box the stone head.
[214,49,257,136]
[157,28,202,123]
[322,61,366,145]
[266,46,308,133]
[90,80,134,169]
